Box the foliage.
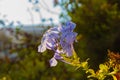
[0,0,120,80]
[57,0,120,69]
[38,22,120,80]
[86,50,120,80]
[0,27,87,80]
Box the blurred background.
[0,0,120,80]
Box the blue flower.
[38,21,77,67]
[60,32,77,56]
[49,50,63,67]
[59,22,77,56]
[38,27,59,52]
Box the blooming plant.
[38,22,120,80]
[38,21,80,67]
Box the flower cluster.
[38,22,119,80]
[38,21,77,67]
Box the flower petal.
[65,32,77,44]
[38,44,46,52]
[54,52,63,59]
[49,58,58,67]
[66,21,76,32]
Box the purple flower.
[38,27,59,52]
[38,21,77,67]
[49,50,63,67]
[60,32,77,56]
[60,22,77,56]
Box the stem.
[71,44,78,59]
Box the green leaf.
[112,75,117,80]
[99,64,108,72]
